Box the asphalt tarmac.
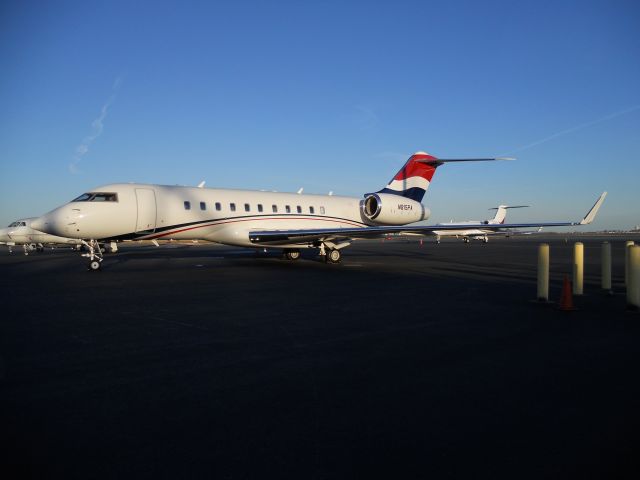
[1,234,639,479]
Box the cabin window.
[296,206,302,213]
[184,201,191,210]
[200,202,206,211]
[215,202,221,211]
[320,206,325,215]
[309,206,315,214]
[272,205,278,213]
[230,203,236,212]
[257,204,263,213]
[244,203,250,212]
[285,205,291,213]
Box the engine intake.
[362,193,430,225]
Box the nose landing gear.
[81,239,103,271]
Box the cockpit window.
[92,193,118,202]
[8,221,27,227]
[72,193,93,202]
[72,192,118,202]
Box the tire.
[88,260,101,271]
[288,250,301,260]
[284,249,301,261]
[327,249,341,263]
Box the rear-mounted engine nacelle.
[361,193,429,225]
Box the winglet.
[580,192,607,225]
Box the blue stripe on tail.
[376,187,427,202]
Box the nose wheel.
[81,239,104,271]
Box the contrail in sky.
[69,75,125,174]
[503,104,640,156]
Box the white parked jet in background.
[0,218,80,255]
[31,151,607,270]
[433,205,530,243]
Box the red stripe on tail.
[392,152,438,182]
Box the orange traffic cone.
[558,274,575,311]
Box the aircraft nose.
[30,216,46,231]
[31,210,69,236]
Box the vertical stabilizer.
[488,205,529,224]
[376,152,439,202]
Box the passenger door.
[135,188,157,233]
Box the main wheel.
[327,249,341,263]
[288,250,301,260]
[88,260,102,271]
[284,249,301,260]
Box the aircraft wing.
[249,192,607,246]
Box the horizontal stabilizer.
[416,157,515,165]
[489,205,529,210]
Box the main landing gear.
[20,243,44,255]
[282,243,345,264]
[463,235,489,244]
[283,249,301,261]
[326,248,342,263]
[81,239,104,271]
[318,242,343,264]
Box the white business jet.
[0,218,80,254]
[433,205,530,244]
[31,151,607,270]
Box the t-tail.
[488,205,529,224]
[376,151,514,202]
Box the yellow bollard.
[602,241,612,292]
[573,242,584,295]
[625,241,635,286]
[537,243,549,301]
[628,245,640,310]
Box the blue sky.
[1,0,638,229]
